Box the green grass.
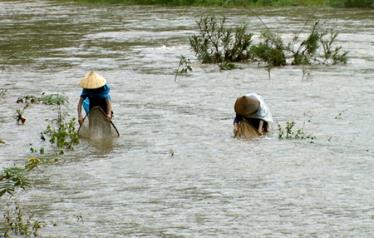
[70,0,373,8]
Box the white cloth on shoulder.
[246,93,273,123]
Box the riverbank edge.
[59,0,374,8]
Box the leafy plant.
[278,121,316,143]
[0,167,29,197]
[16,93,67,105]
[1,201,45,237]
[42,106,79,155]
[219,61,236,70]
[174,55,192,81]
[16,95,39,104]
[187,16,348,79]
[25,157,42,171]
[40,94,68,105]
[189,16,254,64]
[15,104,29,125]
[320,29,348,64]
[287,21,348,66]
[251,30,287,67]
[0,157,41,197]
[0,88,7,98]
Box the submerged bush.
[174,55,192,81]
[251,30,286,66]
[187,16,347,77]
[1,201,45,237]
[16,93,67,105]
[189,16,254,64]
[42,106,79,155]
[0,167,29,197]
[287,21,348,65]
[0,88,7,98]
[278,121,316,143]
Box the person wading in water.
[77,71,112,126]
[233,93,273,139]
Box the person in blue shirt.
[233,93,273,138]
[77,71,112,126]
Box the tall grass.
[72,0,373,8]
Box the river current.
[0,1,373,237]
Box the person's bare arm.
[258,120,264,135]
[106,100,112,120]
[77,97,84,125]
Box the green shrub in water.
[39,94,68,105]
[219,61,237,70]
[188,17,347,78]
[251,30,287,67]
[42,106,79,155]
[0,88,7,98]
[174,55,192,81]
[0,157,41,197]
[0,167,29,197]
[278,121,316,143]
[16,93,67,105]
[189,16,254,64]
[1,201,45,237]
[287,21,348,65]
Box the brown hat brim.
[234,96,260,117]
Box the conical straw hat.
[234,95,260,117]
[79,71,106,89]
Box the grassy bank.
[72,0,373,8]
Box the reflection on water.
[0,0,373,237]
[89,137,117,155]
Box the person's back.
[77,71,113,126]
[233,93,273,138]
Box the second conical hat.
[79,71,106,89]
[234,95,260,117]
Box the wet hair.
[234,121,260,139]
[234,115,269,133]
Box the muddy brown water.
[0,1,373,237]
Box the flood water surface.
[0,1,373,237]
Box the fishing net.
[233,121,260,139]
[78,107,119,139]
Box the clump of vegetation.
[16,93,67,105]
[174,55,192,81]
[40,94,68,105]
[286,21,348,66]
[0,157,40,197]
[16,95,39,104]
[278,121,316,143]
[334,110,346,119]
[75,0,373,8]
[188,16,348,79]
[189,16,254,64]
[41,106,79,155]
[251,30,286,67]
[15,93,68,125]
[0,166,29,197]
[15,105,29,125]
[0,88,7,98]
[329,0,373,8]
[219,61,237,70]
[1,201,45,237]
[1,93,74,237]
